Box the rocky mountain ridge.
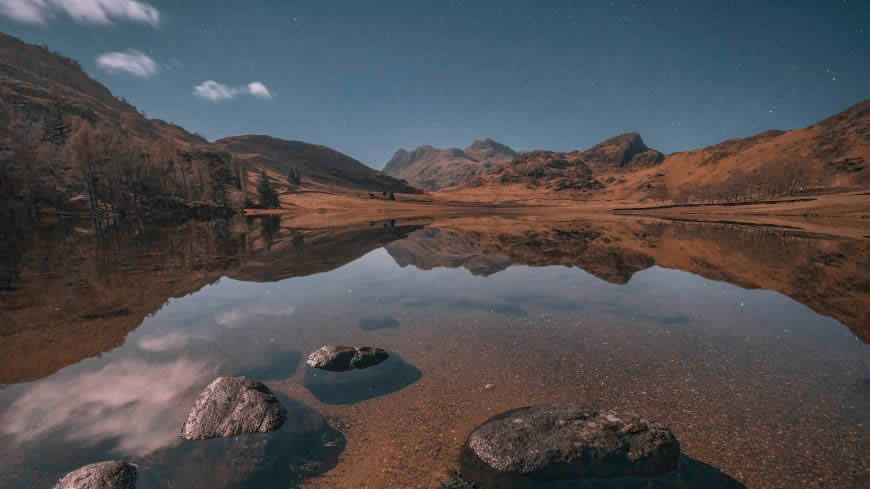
[384,138,516,191]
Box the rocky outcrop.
[52,461,137,489]
[461,406,679,485]
[582,132,665,169]
[181,377,287,440]
[466,133,663,193]
[306,345,389,372]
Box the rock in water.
[303,352,421,404]
[306,345,389,372]
[461,406,679,485]
[52,461,137,489]
[181,376,287,440]
[138,397,345,489]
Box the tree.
[287,167,301,186]
[43,101,71,146]
[257,170,279,208]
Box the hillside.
[215,135,419,198]
[383,138,516,191]
[444,103,870,203]
[0,32,245,218]
[0,33,418,219]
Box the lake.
[0,215,867,489]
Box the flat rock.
[52,461,137,489]
[306,345,388,372]
[462,405,679,484]
[181,376,287,440]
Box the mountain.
[214,135,419,198]
[383,138,516,191]
[452,103,869,202]
[0,33,419,218]
[460,132,663,193]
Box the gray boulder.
[461,406,679,485]
[181,376,287,440]
[305,345,388,372]
[52,461,137,489]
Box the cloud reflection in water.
[1,358,213,455]
[216,303,295,328]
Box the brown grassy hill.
[647,100,870,203]
[383,138,516,191]
[0,32,245,217]
[0,33,417,218]
[446,102,870,203]
[215,135,419,198]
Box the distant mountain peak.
[466,137,515,153]
[582,132,662,168]
[468,137,498,148]
[383,138,517,191]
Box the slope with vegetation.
[214,134,419,208]
[0,33,419,220]
[0,33,246,219]
[439,103,869,204]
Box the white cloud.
[0,0,160,25]
[96,49,157,78]
[193,80,238,101]
[193,80,273,102]
[248,81,272,99]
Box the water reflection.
[0,214,867,489]
[0,216,422,384]
[1,358,213,454]
[1,215,867,388]
[385,219,870,341]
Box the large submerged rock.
[181,376,287,440]
[306,345,388,372]
[461,406,679,486]
[52,461,137,489]
[139,397,344,489]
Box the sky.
[0,0,867,168]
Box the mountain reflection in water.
[0,214,867,489]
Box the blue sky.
[0,0,867,168]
